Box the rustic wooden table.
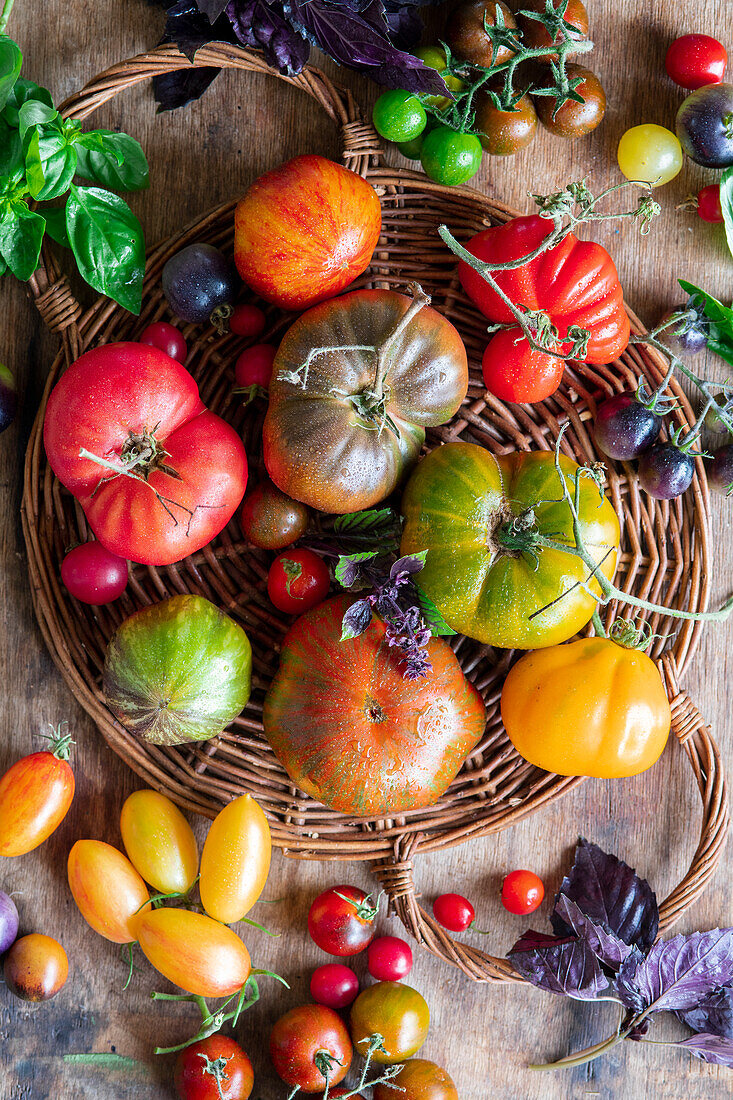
[3,1,732,1097]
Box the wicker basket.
[21,43,728,984]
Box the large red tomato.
[458,214,630,364]
[43,343,247,566]
[262,595,486,816]
[234,154,382,311]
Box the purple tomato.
[0,891,19,953]
[61,543,129,605]
[638,444,695,499]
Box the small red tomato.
[174,1035,254,1100]
[310,963,360,1008]
[482,329,565,404]
[0,730,75,856]
[139,321,187,364]
[501,869,545,915]
[229,303,266,339]
[270,1004,352,1092]
[665,34,727,90]
[432,893,475,933]
[267,549,330,615]
[235,344,276,389]
[4,934,68,1001]
[308,885,379,957]
[367,936,413,982]
[697,183,724,223]
[61,542,128,605]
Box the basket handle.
[372,654,729,984]
[27,41,383,338]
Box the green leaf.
[42,204,69,247]
[17,97,58,140]
[720,167,733,261]
[3,77,53,126]
[25,127,77,200]
[333,507,397,535]
[65,184,144,314]
[678,279,733,327]
[414,584,456,636]
[0,115,21,175]
[76,130,149,192]
[0,201,45,279]
[706,334,733,369]
[0,37,22,113]
[0,255,7,275]
[63,1053,147,1071]
[335,550,379,586]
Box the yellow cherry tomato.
[500,636,672,778]
[120,789,198,895]
[67,840,151,943]
[617,124,683,186]
[134,908,251,997]
[199,794,271,924]
[414,46,465,109]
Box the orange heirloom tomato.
[67,840,151,943]
[120,789,199,895]
[199,794,271,925]
[501,636,672,778]
[134,908,251,997]
[0,729,74,856]
[4,934,69,1002]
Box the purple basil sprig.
[506,839,733,1071]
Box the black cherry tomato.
[535,66,606,138]
[475,92,537,155]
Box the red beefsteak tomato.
[262,595,486,816]
[458,214,630,364]
[234,154,382,311]
[43,343,247,566]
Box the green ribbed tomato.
[400,443,620,649]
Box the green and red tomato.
[350,981,430,1064]
[270,1004,352,1092]
[308,885,378,957]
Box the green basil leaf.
[17,98,58,140]
[76,130,149,192]
[25,128,77,200]
[679,279,733,327]
[706,335,733,368]
[414,584,456,636]
[0,202,45,279]
[0,255,8,275]
[42,204,69,248]
[66,184,144,313]
[0,116,21,176]
[3,77,53,127]
[720,167,733,261]
[0,37,22,113]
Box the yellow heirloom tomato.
[134,908,251,997]
[199,794,271,925]
[120,789,199,895]
[67,840,151,943]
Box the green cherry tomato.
[397,134,426,160]
[414,46,465,109]
[617,124,683,186]
[420,126,483,186]
[372,90,427,143]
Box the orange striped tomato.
[120,789,198,895]
[67,840,151,943]
[134,908,251,997]
[0,730,74,856]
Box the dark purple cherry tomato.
[676,83,733,168]
[229,303,266,339]
[235,345,277,390]
[432,893,475,933]
[367,936,413,981]
[535,66,606,138]
[240,479,309,550]
[696,183,724,223]
[638,444,695,499]
[267,549,330,615]
[665,34,727,90]
[707,444,733,495]
[659,303,709,356]
[139,322,187,364]
[518,0,588,60]
[310,963,360,1008]
[0,364,17,433]
[593,393,662,460]
[475,92,537,155]
[0,890,19,953]
[308,885,379,957]
[61,542,129,605]
[501,869,545,915]
[162,243,239,323]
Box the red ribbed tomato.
[262,595,486,816]
[458,215,630,365]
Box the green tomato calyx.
[608,618,661,652]
[42,721,75,760]
[334,889,382,924]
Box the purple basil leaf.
[508,930,610,1001]
[196,0,230,20]
[617,930,733,1016]
[677,984,733,1040]
[341,599,372,641]
[162,0,223,59]
[551,839,659,953]
[153,65,222,110]
[283,0,448,95]
[672,1033,733,1067]
[227,0,310,75]
[554,894,633,973]
[625,1015,651,1041]
[389,552,427,581]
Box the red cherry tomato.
[432,893,475,933]
[139,322,188,364]
[235,344,276,389]
[270,1004,352,1092]
[482,328,565,403]
[310,963,359,1008]
[267,549,330,615]
[174,1035,254,1100]
[697,183,724,222]
[0,731,75,856]
[367,936,413,982]
[665,34,727,90]
[229,304,266,339]
[501,869,545,915]
[60,542,128,605]
[308,885,378,957]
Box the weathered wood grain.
[2,1,732,1097]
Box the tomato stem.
[333,889,382,923]
[42,722,74,760]
[0,0,16,34]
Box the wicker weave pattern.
[20,44,728,982]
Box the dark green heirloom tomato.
[400,443,620,650]
[103,594,252,746]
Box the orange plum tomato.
[67,840,151,943]
[199,793,272,925]
[4,934,68,1002]
[0,731,75,856]
[134,908,251,997]
[120,789,199,895]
